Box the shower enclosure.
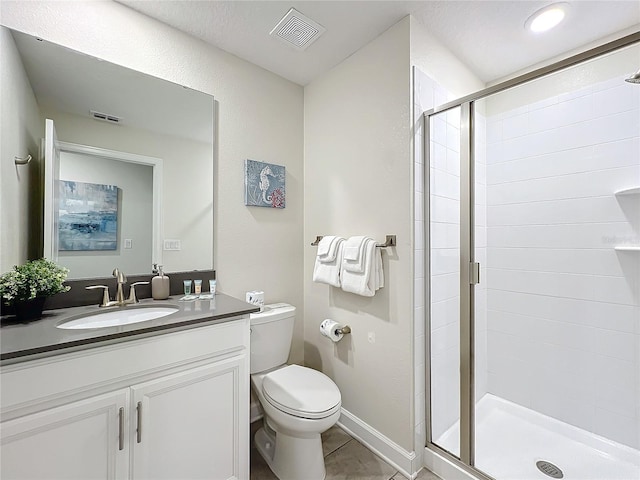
[425,33,640,480]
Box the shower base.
[435,394,640,480]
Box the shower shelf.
[614,246,640,252]
[614,187,640,196]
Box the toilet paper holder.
[336,325,351,335]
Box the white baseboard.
[337,408,418,479]
[423,447,478,480]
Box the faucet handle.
[127,282,149,304]
[86,285,111,307]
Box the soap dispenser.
[151,264,170,300]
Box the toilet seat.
[262,365,341,420]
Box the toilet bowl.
[250,304,341,480]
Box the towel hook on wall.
[311,234,396,248]
[14,154,32,165]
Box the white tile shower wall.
[474,110,488,402]
[485,75,640,449]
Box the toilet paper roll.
[320,319,344,342]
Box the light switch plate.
[124,239,132,249]
[163,239,181,251]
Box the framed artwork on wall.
[58,180,119,251]
[244,159,286,208]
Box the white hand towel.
[317,236,335,257]
[341,238,378,296]
[313,237,344,287]
[317,236,340,263]
[343,236,368,273]
[375,246,384,289]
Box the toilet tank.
[249,303,295,374]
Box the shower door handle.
[470,262,480,285]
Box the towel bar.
[311,235,396,248]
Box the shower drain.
[536,460,564,479]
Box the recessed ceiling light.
[525,3,569,33]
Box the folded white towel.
[342,236,368,273]
[313,237,344,287]
[317,236,340,263]
[341,237,384,297]
[375,246,384,289]
[317,236,334,257]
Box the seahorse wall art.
[244,159,286,208]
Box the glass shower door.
[472,44,640,480]
[428,106,462,458]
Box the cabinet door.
[1,390,129,480]
[131,355,248,480]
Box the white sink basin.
[58,306,179,330]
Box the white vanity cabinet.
[1,389,130,479]
[131,357,245,480]
[1,317,250,480]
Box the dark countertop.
[1,293,259,364]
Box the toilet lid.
[262,365,341,419]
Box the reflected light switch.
[164,239,181,251]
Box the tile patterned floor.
[250,422,441,480]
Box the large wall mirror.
[3,28,214,279]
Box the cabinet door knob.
[118,407,124,451]
[136,401,142,443]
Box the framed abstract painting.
[58,180,119,251]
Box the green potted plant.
[0,259,71,321]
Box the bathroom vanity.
[0,294,257,480]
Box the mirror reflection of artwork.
[58,181,119,251]
[244,159,286,208]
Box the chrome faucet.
[113,268,127,305]
[86,269,148,307]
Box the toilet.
[250,303,341,480]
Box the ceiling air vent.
[270,8,326,51]
[90,110,122,125]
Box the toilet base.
[254,424,326,480]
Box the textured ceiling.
[117,0,640,86]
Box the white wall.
[0,1,305,362]
[0,27,42,272]
[484,53,640,448]
[58,150,153,279]
[410,17,485,100]
[303,14,484,456]
[304,17,414,450]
